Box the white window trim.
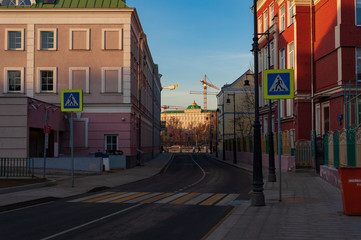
[288,42,294,69]
[257,16,263,34]
[104,135,118,151]
[101,28,123,50]
[321,102,330,135]
[279,5,286,33]
[287,0,295,27]
[286,99,293,117]
[263,9,269,32]
[37,67,57,93]
[315,104,321,136]
[5,28,25,51]
[270,3,274,26]
[4,67,25,93]
[279,48,286,69]
[69,67,90,93]
[37,28,57,51]
[101,67,123,93]
[69,28,90,50]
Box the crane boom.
[194,75,219,112]
[161,84,178,91]
[189,91,218,95]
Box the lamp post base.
[268,172,277,182]
[251,191,265,206]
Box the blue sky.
[129,0,254,110]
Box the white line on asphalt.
[184,193,214,205]
[40,203,142,240]
[155,192,189,204]
[215,194,240,206]
[97,192,138,203]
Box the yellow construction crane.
[190,75,219,112]
[161,84,179,91]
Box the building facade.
[256,0,361,143]
[217,70,255,159]
[0,0,161,161]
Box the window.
[279,48,286,69]
[38,29,57,50]
[270,3,274,26]
[105,135,118,153]
[280,99,285,118]
[264,9,269,31]
[259,51,263,72]
[102,29,123,50]
[101,67,123,93]
[4,67,24,93]
[37,67,57,93]
[287,0,295,26]
[288,42,294,69]
[258,16,263,34]
[69,28,90,50]
[357,0,361,25]
[286,99,293,116]
[6,29,24,50]
[356,48,361,81]
[69,67,89,93]
[279,5,285,32]
[315,104,320,136]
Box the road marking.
[184,193,214,205]
[200,193,227,206]
[140,192,174,204]
[215,194,240,206]
[155,192,188,204]
[69,192,115,202]
[125,192,162,203]
[110,192,150,203]
[170,193,201,204]
[83,192,126,203]
[97,192,134,203]
[40,204,142,240]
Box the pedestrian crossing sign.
[61,89,83,112]
[263,69,294,99]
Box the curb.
[0,179,56,195]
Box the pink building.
[0,0,161,163]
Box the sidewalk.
[207,158,361,240]
[0,153,173,208]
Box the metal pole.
[251,0,265,206]
[222,92,226,160]
[278,100,282,201]
[71,112,74,187]
[266,29,276,182]
[233,94,237,164]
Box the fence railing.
[224,129,295,156]
[323,127,361,168]
[0,158,34,178]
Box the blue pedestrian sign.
[263,69,294,99]
[61,89,83,112]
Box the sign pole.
[43,109,49,179]
[70,112,74,188]
[278,100,282,202]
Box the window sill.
[6,49,25,51]
[35,92,58,95]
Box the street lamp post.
[227,94,237,164]
[251,0,265,206]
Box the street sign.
[44,125,51,134]
[263,69,294,99]
[61,89,83,112]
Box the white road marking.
[155,192,189,204]
[69,192,115,202]
[40,204,142,240]
[215,194,240,206]
[184,193,214,205]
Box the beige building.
[217,70,255,157]
[161,101,216,129]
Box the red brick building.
[257,0,361,141]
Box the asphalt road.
[0,154,252,240]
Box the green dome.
[187,101,201,109]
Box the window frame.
[105,135,118,153]
[101,28,123,50]
[38,28,57,51]
[279,5,286,33]
[279,48,286,69]
[69,28,90,50]
[270,3,274,26]
[5,29,25,51]
[69,67,90,93]
[37,67,57,93]
[288,42,294,69]
[4,67,25,94]
[356,47,361,81]
[357,0,361,26]
[263,9,269,32]
[287,0,295,27]
[101,67,123,93]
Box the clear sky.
[129,0,254,110]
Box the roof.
[0,0,128,8]
[187,101,201,109]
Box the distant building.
[0,0,161,162]
[161,101,216,129]
[217,70,255,158]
